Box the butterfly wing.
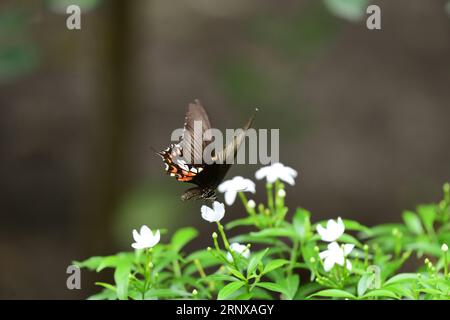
[158,102,257,202]
[180,99,212,164]
[157,99,210,183]
[213,108,258,167]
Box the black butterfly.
[157,99,257,202]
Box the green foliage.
[76,182,450,300]
[323,0,369,22]
[0,8,39,83]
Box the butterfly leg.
[201,189,217,203]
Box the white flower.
[227,243,251,262]
[247,199,256,209]
[201,201,225,223]
[319,242,354,272]
[255,162,298,185]
[316,217,345,242]
[442,243,448,252]
[218,176,256,205]
[131,225,160,249]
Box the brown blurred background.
[0,0,449,299]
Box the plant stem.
[444,251,448,278]
[288,240,299,276]
[142,248,152,299]
[217,222,230,250]
[266,183,274,212]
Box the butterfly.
[157,99,257,202]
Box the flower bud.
[247,200,256,209]
[277,189,286,198]
[441,243,448,252]
[212,232,218,239]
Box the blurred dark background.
[0,0,449,299]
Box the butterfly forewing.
[213,111,256,165]
[180,99,212,165]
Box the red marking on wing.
[159,145,201,183]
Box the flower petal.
[255,167,270,180]
[323,257,334,272]
[336,217,345,234]
[201,205,215,222]
[343,244,355,256]
[328,242,341,252]
[132,242,145,249]
[319,249,329,259]
[140,225,152,239]
[316,224,328,240]
[218,180,232,193]
[346,260,352,271]
[284,166,298,178]
[148,229,160,247]
[224,191,237,206]
[213,201,225,221]
[335,253,345,266]
[132,229,141,242]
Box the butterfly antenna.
[243,107,259,130]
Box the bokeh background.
[0,0,449,299]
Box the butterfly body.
[157,100,256,202]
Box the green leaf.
[255,282,285,294]
[74,256,104,271]
[279,274,300,300]
[229,268,246,281]
[405,242,442,256]
[295,282,323,300]
[217,281,245,300]
[250,228,298,239]
[402,211,424,235]
[362,289,399,300]
[357,273,374,297]
[171,227,198,252]
[309,289,356,299]
[234,292,253,300]
[247,248,269,275]
[293,208,312,241]
[384,273,418,286]
[343,219,370,232]
[95,282,116,292]
[93,253,134,272]
[417,205,436,235]
[419,288,443,295]
[360,223,406,238]
[262,259,290,275]
[338,234,363,247]
[88,288,117,300]
[145,288,191,299]
[203,274,238,283]
[382,284,415,300]
[323,0,369,22]
[226,217,256,229]
[114,261,131,300]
